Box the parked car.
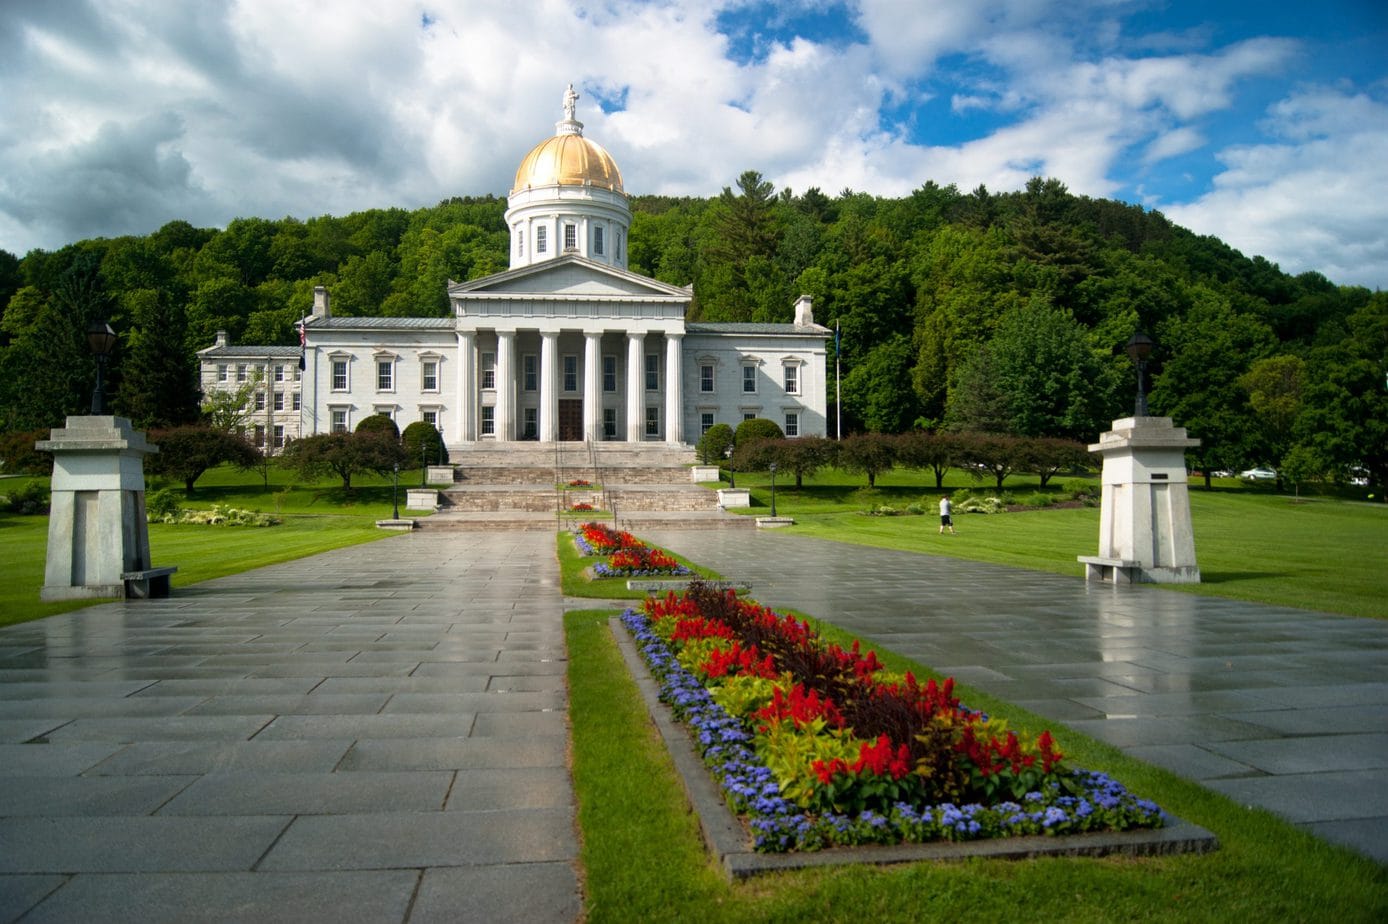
[1239,467,1278,481]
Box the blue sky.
[1,1,1385,287]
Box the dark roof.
[686,322,830,337]
[304,317,455,330]
[199,346,302,358]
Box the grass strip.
[556,527,718,600]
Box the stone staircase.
[415,443,751,530]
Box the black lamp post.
[392,462,400,520]
[86,321,118,414]
[768,462,778,518]
[1124,331,1156,417]
[725,445,736,488]
[420,440,428,487]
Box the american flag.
[297,320,306,370]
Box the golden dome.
[512,132,624,194]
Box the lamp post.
[1124,331,1156,417]
[86,321,118,415]
[768,462,778,518]
[392,462,400,520]
[725,445,736,488]
[420,440,427,487]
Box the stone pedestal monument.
[38,416,173,600]
[1079,415,1201,584]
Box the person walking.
[939,495,956,534]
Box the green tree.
[695,422,734,464]
[840,335,920,433]
[114,289,200,428]
[147,426,260,495]
[1239,354,1305,468]
[838,431,896,488]
[402,420,447,466]
[896,430,964,489]
[280,431,406,490]
[760,435,838,488]
[356,413,400,440]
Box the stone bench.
[121,566,177,599]
[626,579,751,595]
[1077,555,1140,584]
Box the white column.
[455,330,474,442]
[539,331,559,442]
[626,331,645,442]
[583,331,602,442]
[495,330,515,442]
[664,333,683,445]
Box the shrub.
[955,495,1004,514]
[355,414,400,440]
[0,429,54,476]
[1062,478,1096,500]
[696,423,735,464]
[735,418,784,447]
[147,487,182,521]
[1,480,50,514]
[401,420,447,465]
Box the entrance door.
[558,399,584,441]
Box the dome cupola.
[505,85,631,271]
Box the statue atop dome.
[563,83,579,122]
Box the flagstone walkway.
[644,527,1388,866]
[0,531,578,923]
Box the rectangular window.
[331,409,348,433]
[602,355,617,392]
[216,364,228,382]
[785,412,799,438]
[274,365,285,383]
[564,224,577,251]
[700,412,714,435]
[293,365,301,382]
[522,354,537,392]
[331,360,348,391]
[645,353,658,390]
[536,226,547,254]
[254,391,266,411]
[422,409,438,428]
[481,405,495,436]
[374,406,395,421]
[253,425,265,447]
[700,364,714,393]
[273,392,284,411]
[272,425,285,448]
[603,407,617,439]
[236,364,248,383]
[377,360,393,391]
[422,360,438,392]
[292,392,301,411]
[523,407,537,440]
[783,365,799,394]
[516,229,524,258]
[562,355,578,392]
[593,226,604,255]
[743,365,757,393]
[645,405,659,437]
[743,412,756,421]
[481,352,496,390]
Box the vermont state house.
[199,87,830,455]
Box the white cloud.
[1163,85,1388,288]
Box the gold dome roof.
[512,132,624,194]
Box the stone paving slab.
[0,531,580,921]
[644,527,1388,866]
[13,871,419,924]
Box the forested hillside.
[0,174,1383,488]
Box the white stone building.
[201,87,830,453]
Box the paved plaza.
[2,525,1385,921]
[0,532,578,923]
[647,528,1388,865]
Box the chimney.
[214,330,228,348]
[313,286,332,319]
[793,294,814,327]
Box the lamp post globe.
[1125,331,1156,417]
[86,321,118,415]
[768,462,778,518]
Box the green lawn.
[718,468,1388,619]
[0,462,407,628]
[567,605,1388,922]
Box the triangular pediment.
[448,255,690,300]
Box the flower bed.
[576,522,692,577]
[622,582,1163,853]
